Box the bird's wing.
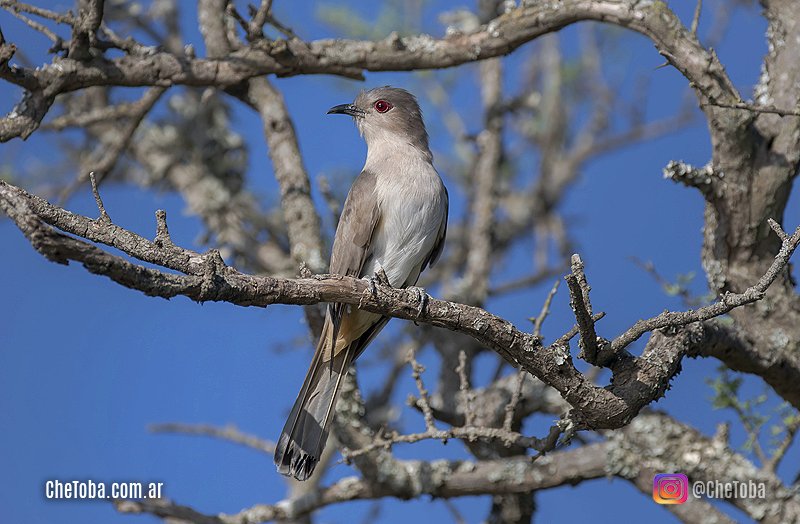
[330,169,381,277]
[327,169,381,351]
[424,184,448,269]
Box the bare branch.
[44,87,166,130]
[119,443,609,522]
[149,422,275,454]
[60,86,166,199]
[342,420,564,462]
[88,172,110,223]
[3,178,800,426]
[565,254,602,365]
[764,415,800,474]
[0,0,76,25]
[703,100,800,118]
[0,1,737,130]
[456,350,476,428]
[691,0,703,36]
[531,279,560,338]
[69,0,104,60]
[408,345,437,432]
[461,54,502,303]
[3,7,60,43]
[610,221,800,355]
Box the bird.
[274,86,449,481]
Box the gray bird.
[274,86,449,481]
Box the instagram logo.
[653,474,689,504]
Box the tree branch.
[0,1,735,142]
[3,178,799,422]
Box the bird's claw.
[409,286,429,321]
[374,266,391,286]
[368,266,391,297]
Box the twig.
[553,312,606,349]
[58,86,166,202]
[503,280,561,431]
[99,24,156,56]
[317,175,341,227]
[154,210,173,247]
[565,254,600,364]
[3,7,60,43]
[502,370,526,433]
[456,350,476,427]
[342,422,563,460]
[488,265,564,296]
[442,499,467,524]
[408,345,436,431]
[149,422,275,454]
[530,279,560,337]
[703,100,800,118]
[611,220,800,354]
[88,172,110,223]
[247,0,273,39]
[44,88,165,130]
[629,256,698,308]
[0,0,75,25]
[691,0,703,36]
[764,416,800,473]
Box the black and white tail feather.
[274,312,388,481]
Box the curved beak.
[327,103,364,117]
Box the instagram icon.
[653,474,689,504]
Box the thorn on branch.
[154,209,173,247]
[88,171,111,223]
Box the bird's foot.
[368,266,391,297]
[374,266,391,286]
[409,286,429,321]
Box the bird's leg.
[408,286,429,320]
[374,266,391,286]
[368,265,391,297]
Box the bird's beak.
[327,104,364,117]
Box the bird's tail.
[274,320,354,481]
[275,310,388,481]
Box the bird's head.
[328,86,430,154]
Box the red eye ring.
[374,99,393,113]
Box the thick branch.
[0,1,733,115]
[4,179,800,421]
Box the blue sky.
[1,1,799,523]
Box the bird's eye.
[373,100,393,113]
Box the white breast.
[366,153,447,288]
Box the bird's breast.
[368,160,446,288]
